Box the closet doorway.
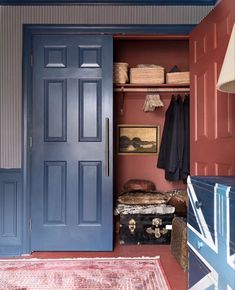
[23,25,196,253]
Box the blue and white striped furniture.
[188,176,235,290]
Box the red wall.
[114,39,189,193]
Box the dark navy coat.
[157,95,189,181]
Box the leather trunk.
[119,213,174,245]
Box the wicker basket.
[171,217,188,271]
[130,66,165,84]
[113,62,129,84]
[166,71,190,84]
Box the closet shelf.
[114,83,190,93]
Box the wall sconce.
[216,24,235,94]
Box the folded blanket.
[115,203,175,215]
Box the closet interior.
[113,35,190,194]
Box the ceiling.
[0,0,217,5]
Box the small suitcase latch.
[128,218,136,234]
[152,218,162,226]
[146,227,161,238]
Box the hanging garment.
[157,95,176,169]
[157,95,189,181]
[164,95,184,181]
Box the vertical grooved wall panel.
[0,5,213,168]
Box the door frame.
[22,24,195,254]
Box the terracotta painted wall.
[114,93,187,193]
[114,39,189,193]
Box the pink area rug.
[0,257,171,290]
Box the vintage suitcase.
[117,191,169,205]
[119,213,174,245]
[170,217,188,271]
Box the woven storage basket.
[113,62,129,84]
[130,67,164,84]
[166,71,190,84]
[171,217,188,271]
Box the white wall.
[0,5,213,168]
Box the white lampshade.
[216,23,235,93]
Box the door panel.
[78,161,102,224]
[30,34,113,251]
[190,0,235,176]
[44,79,67,141]
[79,80,102,141]
[44,161,66,225]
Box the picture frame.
[117,124,160,155]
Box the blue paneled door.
[30,34,113,251]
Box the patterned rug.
[0,257,171,290]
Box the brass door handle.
[105,117,109,177]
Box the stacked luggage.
[115,179,175,245]
[115,180,188,270]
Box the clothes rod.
[114,87,190,93]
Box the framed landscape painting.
[117,124,160,155]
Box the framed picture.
[117,124,160,155]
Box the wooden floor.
[30,241,187,290]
